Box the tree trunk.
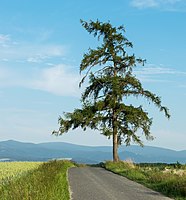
[113,110,119,162]
[113,129,119,162]
[112,61,119,162]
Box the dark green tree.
[53,20,170,162]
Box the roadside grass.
[104,161,186,200]
[0,160,75,200]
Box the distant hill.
[0,140,185,164]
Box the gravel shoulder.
[68,167,173,200]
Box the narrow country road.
[68,167,173,200]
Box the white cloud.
[31,64,81,97]
[0,32,79,97]
[130,0,186,10]
[135,64,186,75]
[0,63,81,97]
[2,43,65,62]
[0,34,66,63]
[1,62,186,96]
[134,64,186,83]
[131,0,158,9]
[0,34,11,46]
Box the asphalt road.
[68,167,173,200]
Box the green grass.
[0,160,75,200]
[0,162,42,181]
[104,161,186,200]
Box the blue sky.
[0,0,186,150]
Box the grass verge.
[104,161,186,200]
[0,160,75,200]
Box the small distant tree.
[53,20,170,162]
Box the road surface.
[68,167,173,200]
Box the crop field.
[104,161,186,200]
[0,160,75,200]
[0,162,42,182]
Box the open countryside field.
[0,160,75,200]
[104,161,186,200]
[0,160,185,200]
[0,162,42,182]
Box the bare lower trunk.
[113,125,120,162]
[112,65,119,162]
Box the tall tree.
[53,20,170,162]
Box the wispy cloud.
[135,64,186,75]
[0,32,80,97]
[25,45,65,63]
[131,0,158,9]
[0,34,66,63]
[0,34,11,47]
[31,64,81,97]
[0,64,81,97]
[134,64,186,82]
[1,62,186,95]
[130,0,186,11]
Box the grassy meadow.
[0,160,75,200]
[104,161,186,200]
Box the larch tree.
[53,20,170,162]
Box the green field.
[0,162,42,182]
[1,160,186,200]
[104,161,186,200]
[0,160,75,200]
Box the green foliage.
[53,19,170,161]
[104,161,186,200]
[0,160,75,200]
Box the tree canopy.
[53,20,170,162]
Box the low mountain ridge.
[0,140,185,164]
